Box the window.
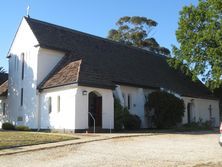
[48,97,52,114]
[20,88,23,106]
[17,116,23,121]
[209,105,212,118]
[2,103,6,115]
[21,53,25,80]
[57,96,60,112]
[128,94,131,110]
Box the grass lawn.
[0,131,78,149]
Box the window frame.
[21,53,25,80]
[48,97,52,114]
[20,88,23,106]
[2,102,6,116]
[127,94,131,110]
[57,96,60,112]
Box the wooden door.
[95,97,102,127]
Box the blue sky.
[0,0,198,71]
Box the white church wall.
[7,17,39,128]
[37,48,65,85]
[75,86,114,130]
[182,96,220,127]
[39,85,77,130]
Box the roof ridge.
[24,16,166,58]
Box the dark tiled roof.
[25,17,215,99]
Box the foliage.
[172,0,222,89]
[114,98,124,130]
[123,114,141,130]
[108,16,170,56]
[182,121,213,131]
[15,125,30,131]
[2,122,15,130]
[146,91,185,129]
[114,97,141,130]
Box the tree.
[146,91,185,129]
[108,16,170,56]
[171,0,222,89]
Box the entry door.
[95,97,102,127]
[187,103,191,123]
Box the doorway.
[88,92,102,128]
[187,103,192,123]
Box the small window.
[48,97,52,114]
[209,105,212,118]
[2,103,6,115]
[20,88,23,106]
[128,94,131,110]
[17,116,23,122]
[57,96,60,112]
[21,53,25,80]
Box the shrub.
[146,91,185,129]
[114,97,141,130]
[123,114,141,130]
[114,98,124,130]
[2,122,15,130]
[15,125,30,131]
[182,121,213,130]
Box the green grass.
[0,131,78,149]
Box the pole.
[88,112,95,133]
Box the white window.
[2,103,6,115]
[57,96,60,112]
[48,97,52,114]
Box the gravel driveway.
[0,133,222,167]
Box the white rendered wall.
[7,18,39,128]
[39,85,77,130]
[75,86,114,130]
[37,48,64,85]
[119,85,155,128]
[7,18,65,129]
[182,96,220,127]
[117,85,220,128]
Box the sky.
[0,0,198,71]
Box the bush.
[15,125,30,131]
[146,91,185,129]
[2,122,15,130]
[114,98,124,130]
[182,121,213,130]
[123,114,141,130]
[114,97,141,130]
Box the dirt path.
[0,133,221,167]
